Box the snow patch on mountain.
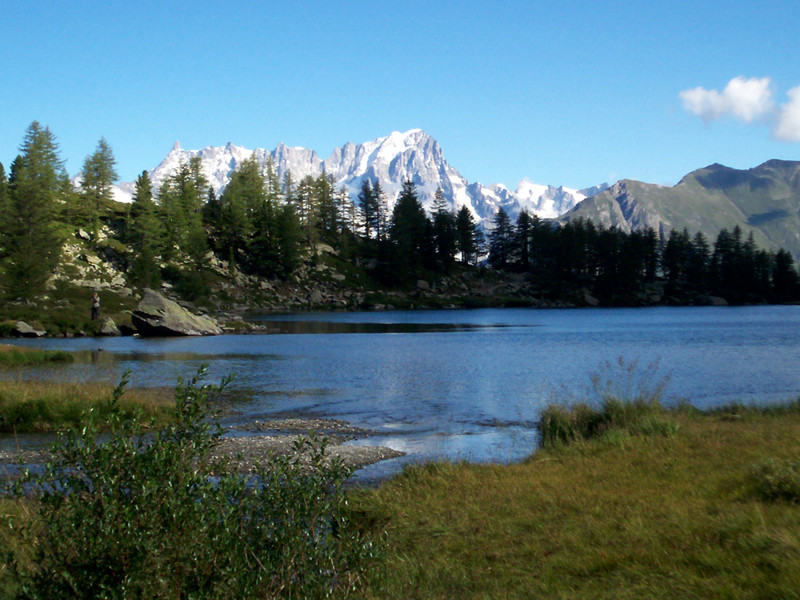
[111,129,606,225]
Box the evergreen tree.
[1,122,66,298]
[158,156,209,262]
[372,180,388,240]
[80,137,119,215]
[217,155,263,268]
[276,203,302,278]
[512,210,532,270]
[488,207,514,270]
[455,205,481,265]
[686,231,710,292]
[358,180,379,239]
[295,175,318,248]
[430,188,456,270]
[128,172,164,288]
[314,173,339,244]
[772,249,798,301]
[389,179,429,276]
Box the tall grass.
[539,357,676,447]
[0,345,73,366]
[0,380,174,432]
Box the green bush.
[5,368,375,599]
[750,458,800,503]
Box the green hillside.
[562,160,800,257]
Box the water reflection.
[3,306,800,475]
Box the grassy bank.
[0,380,175,432]
[0,344,73,366]
[351,402,800,599]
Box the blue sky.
[2,0,799,190]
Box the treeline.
[2,121,799,306]
[487,208,800,304]
[0,122,485,301]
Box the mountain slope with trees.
[1,122,799,337]
[561,160,800,258]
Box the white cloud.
[773,85,800,142]
[679,76,774,123]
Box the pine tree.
[81,137,119,214]
[158,156,209,262]
[128,172,164,288]
[314,173,339,244]
[512,210,532,270]
[430,188,456,270]
[217,155,263,268]
[488,207,514,270]
[455,206,481,265]
[390,179,429,275]
[358,180,379,239]
[1,122,66,298]
[372,180,388,240]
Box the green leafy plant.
[4,368,375,599]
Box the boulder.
[132,289,222,337]
[13,321,46,338]
[98,317,121,337]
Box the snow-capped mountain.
[112,129,606,226]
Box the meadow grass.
[0,380,174,432]
[351,403,800,599]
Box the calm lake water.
[6,305,800,480]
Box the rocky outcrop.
[12,321,46,338]
[132,289,222,337]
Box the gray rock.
[132,289,222,337]
[80,253,102,266]
[583,292,600,307]
[13,321,46,338]
[309,289,324,304]
[75,228,91,241]
[98,317,121,337]
[416,279,430,291]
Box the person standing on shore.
[91,292,100,321]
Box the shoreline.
[0,416,405,477]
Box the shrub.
[750,458,800,503]
[4,368,375,599]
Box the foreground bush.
[4,368,375,599]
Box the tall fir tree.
[1,122,66,298]
[80,137,118,217]
[128,172,164,288]
[488,207,514,270]
[158,156,209,262]
[430,187,456,269]
[358,180,379,239]
[390,179,429,276]
[455,205,481,265]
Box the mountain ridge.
[112,129,606,226]
[561,159,800,257]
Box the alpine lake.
[4,305,800,482]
